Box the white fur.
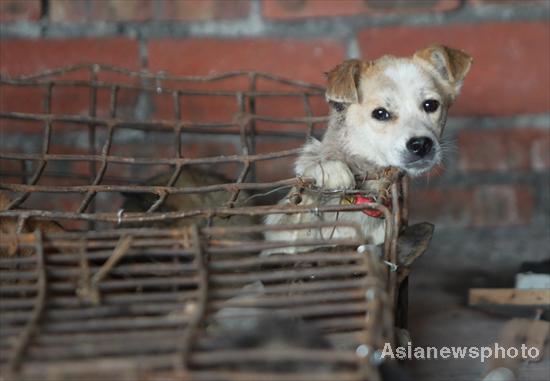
[263,191,385,256]
[297,158,355,190]
[345,60,444,176]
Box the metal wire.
[6,230,47,375]
[0,65,410,380]
[1,225,391,380]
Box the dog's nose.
[406,137,433,158]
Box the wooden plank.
[468,288,550,307]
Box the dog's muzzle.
[406,136,433,158]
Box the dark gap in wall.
[40,0,49,20]
[457,0,468,11]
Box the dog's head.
[326,45,472,176]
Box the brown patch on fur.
[325,59,371,104]
[413,44,473,95]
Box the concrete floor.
[405,227,550,381]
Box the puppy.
[264,45,472,254]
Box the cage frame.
[1,64,411,380]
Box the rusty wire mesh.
[0,225,394,381]
[0,65,409,380]
[0,64,332,230]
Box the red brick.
[470,0,549,6]
[253,94,329,135]
[472,185,534,227]
[153,92,243,123]
[162,0,250,21]
[0,39,141,123]
[409,185,534,228]
[148,38,343,124]
[255,95,327,118]
[49,0,87,22]
[0,158,27,184]
[0,85,141,129]
[100,162,173,184]
[150,84,329,135]
[364,0,459,13]
[50,0,250,23]
[254,139,303,182]
[150,89,329,139]
[262,0,458,20]
[148,38,345,86]
[0,0,41,22]
[0,85,44,116]
[357,22,550,116]
[409,187,474,227]
[0,38,140,77]
[458,129,550,172]
[531,138,550,171]
[22,191,84,217]
[50,0,149,22]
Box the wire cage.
[0,65,410,380]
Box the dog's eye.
[423,99,440,113]
[372,108,391,121]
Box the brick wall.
[1,0,549,232]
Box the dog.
[264,45,472,255]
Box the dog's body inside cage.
[0,64,419,380]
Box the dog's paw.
[301,160,355,190]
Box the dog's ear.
[413,45,473,97]
[325,59,368,104]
